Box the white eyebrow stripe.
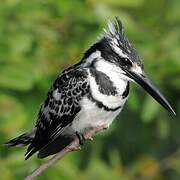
[109,38,129,59]
[131,64,143,74]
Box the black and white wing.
[25,66,89,159]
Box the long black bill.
[124,69,176,115]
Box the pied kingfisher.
[6,17,175,159]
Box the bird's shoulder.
[53,65,89,90]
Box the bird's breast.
[65,67,129,134]
[70,96,122,133]
[69,74,128,133]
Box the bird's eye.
[121,58,132,67]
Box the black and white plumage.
[6,17,175,159]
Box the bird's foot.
[86,136,93,141]
[70,146,81,151]
[76,132,86,145]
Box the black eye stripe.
[120,58,132,66]
[110,48,132,67]
[124,58,132,64]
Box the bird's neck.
[81,50,128,96]
[93,58,128,94]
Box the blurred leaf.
[134,156,160,179]
[0,62,38,91]
[128,88,140,111]
[141,96,160,123]
[158,117,170,139]
[167,0,180,22]
[91,0,144,7]
[0,94,27,137]
[8,32,34,57]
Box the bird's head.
[83,17,175,115]
[105,17,175,115]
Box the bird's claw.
[86,136,93,141]
[76,132,85,145]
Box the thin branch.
[24,124,107,180]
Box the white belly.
[67,96,125,134]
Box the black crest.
[105,17,142,66]
[106,17,124,37]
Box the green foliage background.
[0,0,180,179]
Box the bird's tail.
[4,128,36,147]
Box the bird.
[5,17,176,160]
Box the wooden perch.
[24,124,108,180]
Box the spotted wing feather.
[25,66,89,159]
